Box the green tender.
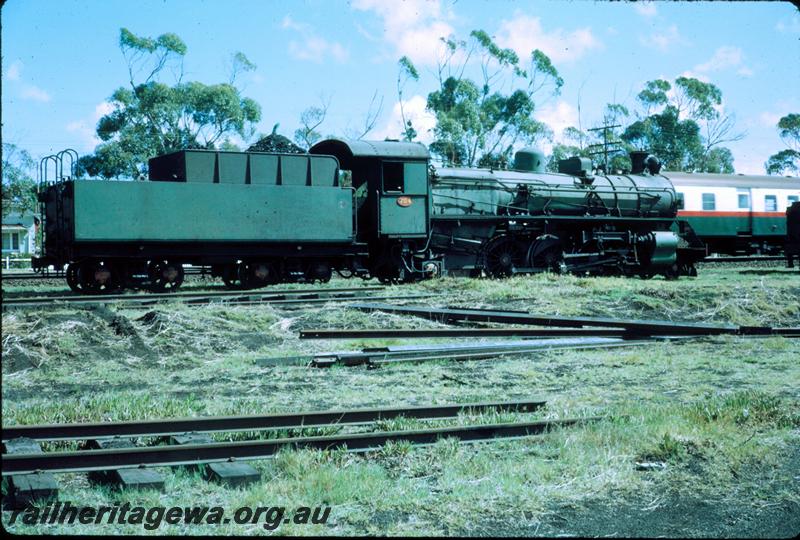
[72,181,353,242]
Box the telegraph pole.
[586,124,622,172]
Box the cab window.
[382,162,405,193]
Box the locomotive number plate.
[397,196,412,207]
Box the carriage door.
[378,160,429,237]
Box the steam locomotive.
[31,138,793,293]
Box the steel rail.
[314,340,660,367]
[1,294,438,312]
[4,285,385,304]
[2,268,210,281]
[259,338,663,367]
[350,303,800,337]
[300,328,635,339]
[2,417,595,475]
[700,256,786,263]
[1,399,546,442]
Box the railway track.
[1,267,210,281]
[1,286,429,310]
[1,399,547,442]
[349,303,800,337]
[2,400,595,480]
[699,255,786,263]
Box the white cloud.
[496,15,602,64]
[634,3,658,18]
[639,25,684,52]
[694,46,752,77]
[536,100,579,143]
[94,101,115,119]
[66,101,115,151]
[352,0,455,66]
[5,60,22,81]
[679,70,711,83]
[5,60,53,102]
[759,111,782,128]
[373,94,437,144]
[776,15,800,34]
[281,15,349,63]
[21,85,52,102]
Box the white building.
[2,213,37,255]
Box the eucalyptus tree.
[765,113,800,175]
[77,29,261,179]
[415,30,561,168]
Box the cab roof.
[310,138,430,161]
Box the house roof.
[2,213,36,228]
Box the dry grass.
[2,265,799,535]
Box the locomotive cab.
[310,138,434,281]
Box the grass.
[2,264,799,535]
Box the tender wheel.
[148,260,184,292]
[66,263,84,293]
[483,236,525,278]
[222,264,242,289]
[239,261,279,289]
[78,260,120,294]
[304,262,332,283]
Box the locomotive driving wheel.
[483,236,525,278]
[527,236,565,273]
[148,260,184,292]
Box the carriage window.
[382,162,405,192]
[702,193,716,211]
[676,192,684,209]
[737,192,750,209]
[788,195,799,204]
[765,195,777,212]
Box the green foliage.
[398,56,419,82]
[699,147,734,174]
[688,391,799,428]
[622,106,704,171]
[397,56,420,141]
[2,143,38,216]
[623,77,740,172]
[765,149,800,175]
[425,31,560,167]
[637,79,671,112]
[777,113,800,145]
[294,103,328,148]
[674,76,722,121]
[546,127,588,172]
[78,29,261,178]
[120,28,187,56]
[766,113,800,174]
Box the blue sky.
[3,0,799,174]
